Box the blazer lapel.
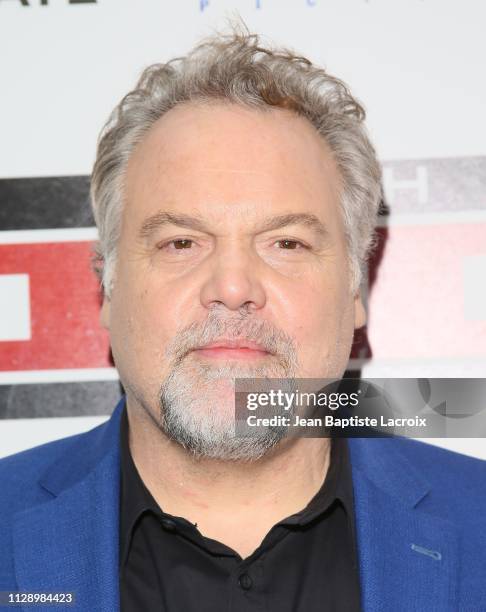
[13,398,125,612]
[348,438,459,612]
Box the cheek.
[281,273,354,370]
[109,283,173,380]
[130,291,176,353]
[111,252,199,359]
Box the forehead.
[124,101,342,228]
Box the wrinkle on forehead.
[123,101,344,236]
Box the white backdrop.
[1,0,485,459]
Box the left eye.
[275,239,306,250]
[158,239,194,250]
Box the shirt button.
[238,573,253,590]
[160,518,177,533]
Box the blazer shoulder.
[0,428,90,480]
[0,420,109,515]
[394,436,486,477]
[392,437,486,516]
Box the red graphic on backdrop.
[0,242,111,371]
[366,223,486,359]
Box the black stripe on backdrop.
[0,381,122,419]
[0,155,485,232]
[0,370,362,420]
[0,176,93,230]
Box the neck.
[126,396,331,556]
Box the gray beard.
[159,347,299,462]
[156,308,301,461]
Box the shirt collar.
[286,434,355,526]
[119,403,162,568]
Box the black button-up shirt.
[119,404,361,611]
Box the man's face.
[101,101,366,459]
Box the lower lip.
[193,347,271,360]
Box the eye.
[275,239,308,250]
[158,239,194,251]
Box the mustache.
[164,310,297,366]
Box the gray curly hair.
[90,22,382,297]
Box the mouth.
[191,339,272,360]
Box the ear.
[353,289,367,329]
[100,294,111,330]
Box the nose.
[199,243,266,313]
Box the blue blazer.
[1,396,486,611]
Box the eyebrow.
[138,210,330,242]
